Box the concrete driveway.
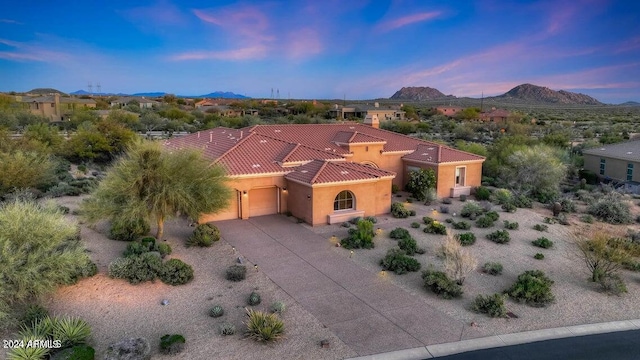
[216,215,474,357]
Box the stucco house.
[583,140,640,183]
[164,119,484,225]
[479,108,510,123]
[110,96,159,109]
[20,93,96,122]
[327,103,405,121]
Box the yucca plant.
[244,308,285,342]
[52,316,91,347]
[7,342,50,360]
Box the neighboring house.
[435,106,463,117]
[479,108,510,123]
[583,140,640,183]
[164,119,484,225]
[327,102,405,121]
[110,96,159,109]
[200,105,243,117]
[19,93,96,122]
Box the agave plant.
[7,343,50,360]
[52,316,91,348]
[244,308,284,342]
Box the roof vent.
[627,152,633,154]
[324,147,331,151]
[260,140,267,143]
[427,147,435,150]
[252,164,261,168]
[600,148,606,150]
[300,170,308,173]
[275,129,281,133]
[421,153,429,156]
[340,171,349,175]
[349,126,355,129]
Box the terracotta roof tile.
[332,131,386,144]
[285,160,395,185]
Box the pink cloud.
[121,0,187,26]
[377,11,442,32]
[285,28,323,59]
[170,45,268,61]
[614,36,640,54]
[0,38,71,63]
[193,6,273,43]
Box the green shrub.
[389,227,410,239]
[20,304,49,327]
[475,215,495,228]
[51,316,92,348]
[349,216,362,225]
[380,248,422,275]
[46,183,82,197]
[452,220,471,230]
[459,194,467,202]
[391,202,410,218]
[456,232,476,246]
[513,194,533,208]
[422,269,463,299]
[160,334,185,355]
[491,188,513,205]
[423,216,434,224]
[398,237,426,256]
[159,259,194,285]
[219,322,236,336]
[410,222,420,228]
[482,262,503,275]
[209,305,224,318]
[341,220,375,249]
[441,197,452,204]
[503,220,519,230]
[587,193,633,224]
[485,211,499,221]
[475,186,491,201]
[533,224,548,232]
[424,221,447,235]
[543,216,557,224]
[623,260,640,272]
[409,210,417,216]
[440,205,450,214]
[599,274,627,296]
[157,243,172,257]
[534,253,545,260]
[532,237,553,249]
[471,293,507,318]
[487,230,510,244]
[461,201,483,218]
[391,184,399,194]
[245,308,285,342]
[501,202,517,213]
[226,265,247,282]
[50,345,95,360]
[341,222,351,228]
[580,214,594,223]
[109,216,149,241]
[247,291,261,306]
[506,270,554,307]
[108,253,163,284]
[364,216,377,224]
[186,223,220,247]
[560,197,577,213]
[270,301,286,314]
[445,218,453,223]
[123,241,152,258]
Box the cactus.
[219,322,236,336]
[247,291,261,306]
[209,305,224,318]
[270,301,286,314]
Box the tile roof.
[285,160,395,185]
[21,96,96,104]
[583,140,640,162]
[402,143,485,163]
[332,131,386,144]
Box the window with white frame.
[455,167,466,186]
[334,190,354,211]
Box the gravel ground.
[308,194,640,340]
[2,196,356,360]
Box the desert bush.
[157,243,172,257]
[487,230,510,244]
[482,262,503,275]
[391,202,410,218]
[445,218,453,223]
[533,224,548,232]
[503,220,519,230]
[505,270,555,307]
[513,194,533,208]
[575,231,633,283]
[410,222,421,228]
[475,215,495,228]
[501,202,517,212]
[50,345,95,360]
[534,253,545,260]
[480,200,493,212]
[108,253,163,284]
[491,188,513,205]
[209,305,224,318]
[532,237,554,249]
[409,210,416,216]
[543,216,557,224]
[580,214,594,223]
[341,219,375,249]
[364,216,377,224]
[459,194,467,202]
[159,259,194,285]
[380,248,422,275]
[439,206,449,214]
[441,197,452,204]
[20,304,49,327]
[475,186,491,201]
[576,189,596,203]
[160,334,185,355]
[485,211,500,221]
[109,216,150,241]
[123,240,153,258]
[187,223,220,247]
[389,227,410,240]
[245,308,285,342]
[406,169,437,202]
[422,269,463,299]
[439,234,477,285]
[560,197,577,213]
[455,232,476,246]
[247,291,262,306]
[270,301,286,314]
[398,237,426,255]
[461,201,483,218]
[471,293,507,318]
[424,221,447,235]
[587,193,633,224]
[341,222,351,228]
[349,216,362,224]
[423,216,434,224]
[46,182,82,197]
[452,220,471,230]
[226,265,247,282]
[219,322,236,336]
[599,274,627,296]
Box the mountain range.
[390,83,604,105]
[68,90,249,99]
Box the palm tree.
[82,141,232,239]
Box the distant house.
[19,93,96,122]
[583,140,640,183]
[327,102,405,121]
[479,108,510,123]
[110,96,159,109]
[164,120,484,225]
[435,106,463,117]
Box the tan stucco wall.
[347,144,407,187]
[584,154,639,182]
[402,160,483,198]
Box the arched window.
[334,190,355,211]
[361,161,379,168]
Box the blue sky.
[1,0,639,103]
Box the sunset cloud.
[170,45,268,61]
[376,11,442,32]
[0,38,71,63]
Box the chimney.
[374,102,379,108]
[210,132,213,142]
[364,114,379,129]
[54,93,61,119]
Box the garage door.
[199,191,239,222]
[249,187,278,217]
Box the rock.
[161,299,169,305]
[103,338,151,360]
[320,339,330,348]
[237,257,243,264]
[552,202,562,217]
